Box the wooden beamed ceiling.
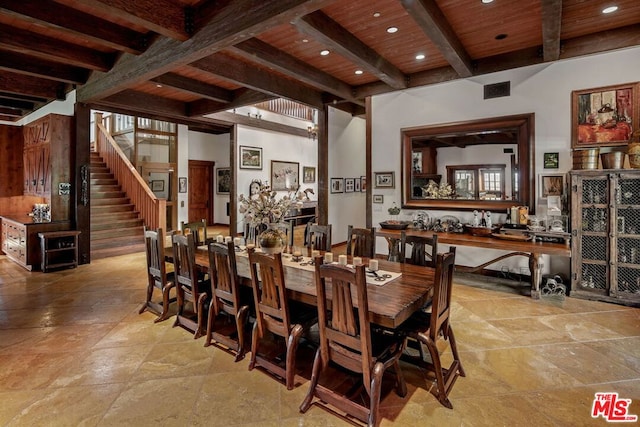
[0,0,638,127]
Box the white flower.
[238,182,303,225]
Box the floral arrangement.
[238,182,304,225]
[423,180,454,199]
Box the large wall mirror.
[401,113,535,212]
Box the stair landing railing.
[94,113,166,231]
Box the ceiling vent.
[484,81,510,99]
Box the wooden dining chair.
[246,247,317,390]
[399,231,438,267]
[139,227,175,322]
[171,233,210,338]
[397,249,465,409]
[304,223,332,253]
[181,219,209,246]
[346,225,376,259]
[300,259,407,427]
[204,241,250,361]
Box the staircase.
[90,152,145,259]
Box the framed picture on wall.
[178,177,187,193]
[345,178,355,193]
[374,171,395,188]
[540,174,564,199]
[354,178,361,192]
[373,194,384,203]
[303,166,316,183]
[239,145,262,169]
[151,180,164,192]
[571,82,639,148]
[543,152,559,169]
[330,178,344,193]
[360,176,366,192]
[271,160,299,191]
[216,168,231,194]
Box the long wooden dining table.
[181,246,435,329]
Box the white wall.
[328,107,366,245]
[235,125,318,234]
[372,45,640,276]
[188,131,231,225]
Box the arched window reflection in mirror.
[402,114,535,212]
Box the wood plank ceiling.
[0,0,639,130]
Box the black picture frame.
[544,152,559,169]
[151,180,164,192]
[271,160,300,191]
[345,178,355,193]
[239,145,263,169]
[216,168,231,194]
[178,177,187,193]
[330,178,344,193]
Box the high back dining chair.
[205,241,250,360]
[397,248,465,409]
[171,233,210,338]
[399,231,438,267]
[247,247,317,390]
[181,219,209,246]
[140,227,175,322]
[300,259,407,427]
[346,225,376,259]
[304,223,332,253]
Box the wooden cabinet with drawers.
[1,216,70,271]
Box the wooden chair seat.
[247,248,318,390]
[172,233,211,338]
[396,250,465,409]
[139,227,176,322]
[300,258,406,427]
[204,241,250,361]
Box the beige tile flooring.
[0,250,639,426]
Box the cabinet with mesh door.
[570,170,640,306]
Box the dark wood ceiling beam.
[0,114,18,122]
[0,71,65,99]
[74,0,189,41]
[192,54,324,108]
[0,97,35,111]
[0,24,113,71]
[98,90,188,118]
[0,106,23,117]
[0,0,147,54]
[541,0,562,62]
[400,0,473,78]
[0,91,47,103]
[295,11,407,90]
[151,73,233,103]
[188,89,276,117]
[0,51,88,84]
[560,24,640,59]
[77,0,335,102]
[228,38,363,105]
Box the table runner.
[230,247,401,286]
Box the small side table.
[38,230,81,272]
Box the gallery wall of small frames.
[331,177,366,194]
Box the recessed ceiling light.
[156,84,163,88]
[386,26,398,34]
[602,5,618,13]
[355,70,363,75]
[320,49,330,56]
[415,54,426,60]
[302,39,308,43]
[482,0,494,3]
[373,12,381,17]
[495,33,508,40]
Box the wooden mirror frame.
[401,113,535,212]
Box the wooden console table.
[377,228,571,299]
[38,230,81,272]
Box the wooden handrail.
[94,121,166,231]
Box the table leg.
[384,237,401,262]
[529,252,542,299]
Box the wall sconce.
[308,124,318,140]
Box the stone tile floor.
[0,252,638,426]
